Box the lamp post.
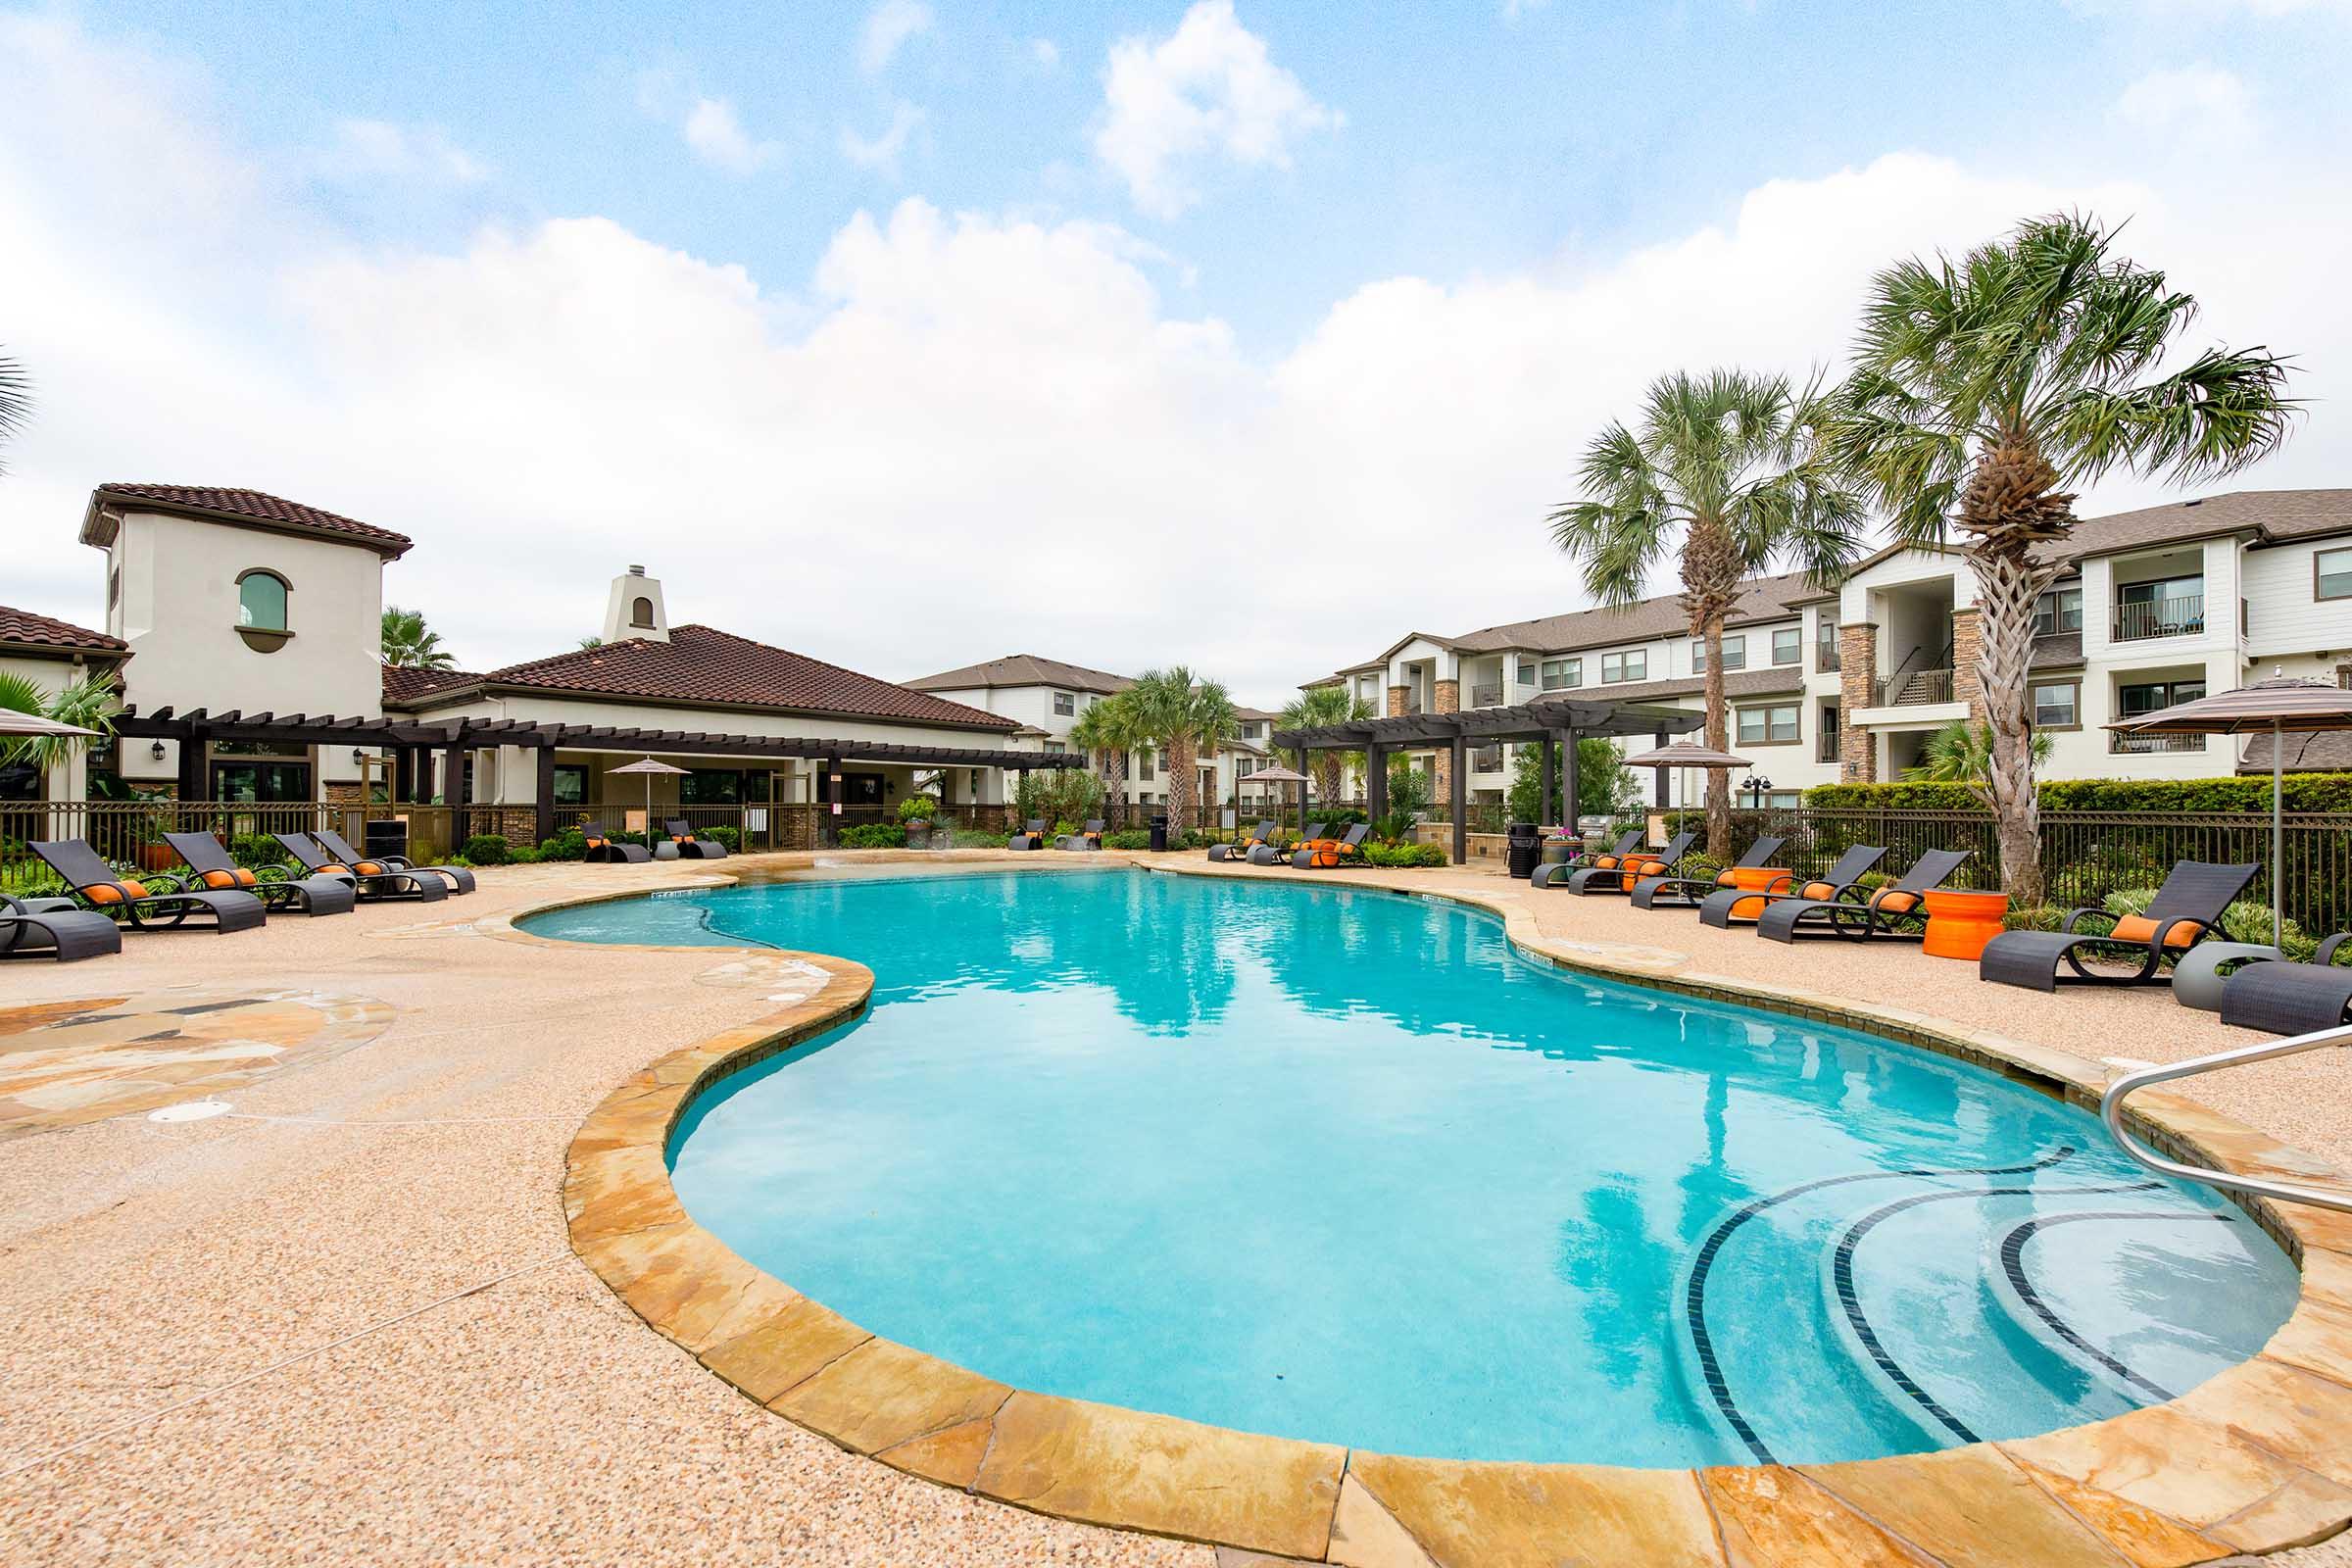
[1740,775,1773,811]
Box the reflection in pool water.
[526,868,2298,1465]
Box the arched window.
[630,596,655,628]
[236,569,290,631]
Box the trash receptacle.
[1148,812,1170,854]
[364,818,409,863]
[1505,821,1542,880]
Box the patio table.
[1922,889,2009,960]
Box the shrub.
[1678,853,1724,883]
[1804,773,2352,813]
[897,794,939,824]
[1175,829,1217,851]
[228,833,287,869]
[839,823,908,849]
[1102,829,1151,850]
[1053,818,1080,839]
[702,824,741,851]
[461,834,511,866]
[2003,905,2068,932]
[539,830,588,861]
[1364,841,1446,868]
[1014,769,1104,831]
[954,826,1007,848]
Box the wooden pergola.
[1270,697,1703,864]
[110,706,1085,844]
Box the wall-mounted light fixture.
[149,740,167,761]
[352,749,367,765]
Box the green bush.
[955,826,1008,848]
[461,834,511,866]
[1102,829,1151,850]
[1053,818,1080,839]
[1175,829,1217,851]
[703,824,741,851]
[1678,853,1725,883]
[2002,905,2068,932]
[897,794,939,824]
[1805,773,2352,813]
[1363,841,1446,868]
[839,823,908,850]
[539,830,588,861]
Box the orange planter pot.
[1922,889,2010,960]
[1725,865,1787,922]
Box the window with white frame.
[1693,635,1744,672]
[1517,659,1537,687]
[2319,546,2352,602]
[1772,626,1800,665]
[1736,703,1799,744]
[1600,650,1646,684]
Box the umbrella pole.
[2273,718,2284,951]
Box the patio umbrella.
[1244,764,1311,835]
[2107,673,2352,948]
[607,757,688,842]
[1621,741,1753,823]
[0,710,100,737]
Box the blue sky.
[6,2,2350,699]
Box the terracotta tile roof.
[86,483,414,557]
[0,605,126,654]
[379,664,484,706]
[474,626,1017,731]
[903,653,1135,694]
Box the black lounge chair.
[1758,849,1971,943]
[1563,829,1696,896]
[2221,935,2352,1035]
[1008,818,1047,852]
[582,821,651,864]
[1292,822,1371,868]
[662,820,730,861]
[1980,860,2258,992]
[1252,822,1324,866]
[1207,820,1276,862]
[163,831,356,917]
[273,832,448,903]
[318,826,478,892]
[1697,845,1887,930]
[30,839,267,933]
[1632,835,1788,911]
[1054,819,1105,852]
[1531,827,1644,890]
[1,893,123,961]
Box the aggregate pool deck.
[1,849,2347,1567]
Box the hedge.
[1803,773,2352,813]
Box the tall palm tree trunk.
[1106,750,1130,828]
[1699,609,1731,860]
[1167,737,1197,831]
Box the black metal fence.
[1661,807,2352,936]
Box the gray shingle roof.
[903,653,1136,695]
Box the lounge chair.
[1207,820,1276,862]
[1979,861,2258,992]
[29,839,267,933]
[1631,835,1788,911]
[163,831,356,917]
[2220,935,2352,1035]
[1697,845,1887,930]
[1561,829,1696,896]
[1251,822,1324,866]
[662,820,730,861]
[1292,822,1371,868]
[0,893,123,961]
[1758,849,1971,943]
[1007,818,1047,852]
[1530,828,1643,890]
[1054,819,1105,852]
[318,826,479,892]
[273,831,449,903]
[582,821,651,864]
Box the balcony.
[2112,593,2203,643]
[1816,729,1840,764]
[1470,745,1503,774]
[1816,642,1840,674]
[1871,668,1953,707]
[1470,683,1503,710]
[2110,731,2207,755]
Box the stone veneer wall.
[1950,607,1984,721]
[1386,684,1407,717]
[1838,622,1878,783]
[1431,678,1460,804]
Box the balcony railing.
[2112,594,2203,642]
[1469,683,1503,710]
[1816,643,1840,674]
[2110,731,2207,755]
[1816,730,1840,764]
[1469,745,1504,773]
[1870,668,1954,707]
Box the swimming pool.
[528,866,2297,1467]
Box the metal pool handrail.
[2100,1022,2352,1213]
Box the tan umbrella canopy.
[0,710,100,737]
[2108,674,2352,947]
[1622,741,1753,821]
[607,757,689,839]
[1241,764,1311,834]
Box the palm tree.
[1125,666,1239,833]
[1067,693,1142,828]
[1550,369,1865,858]
[1902,719,2051,811]
[381,606,457,669]
[1278,686,1374,805]
[0,669,117,776]
[0,347,29,476]
[1837,213,2299,905]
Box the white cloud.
[858,0,934,74]
[1094,1,1338,219]
[5,16,2349,705]
[840,103,926,176]
[315,119,489,184]
[2112,63,2255,141]
[682,96,782,174]
[1029,37,1061,69]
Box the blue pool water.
[527,866,2298,1465]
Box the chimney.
[602,564,670,644]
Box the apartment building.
[1304,489,2352,811]
[904,654,1283,811]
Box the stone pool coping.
[539,855,2352,1565]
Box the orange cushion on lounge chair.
[1876,890,1919,914]
[354,859,390,875]
[199,867,260,890]
[2111,913,2198,948]
[1593,856,1622,869]
[1630,858,1666,877]
[672,835,691,843]
[84,879,147,905]
[320,862,352,876]
[1802,880,1838,901]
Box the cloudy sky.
[4,1,2348,708]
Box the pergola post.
[1366,741,1386,823]
[534,744,557,845]
[1449,730,1467,865]
[1559,728,1579,830]
[1652,729,1669,809]
[827,755,843,847]
[177,729,207,803]
[1537,737,1554,829]
[1295,745,1309,834]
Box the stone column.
[1386,684,1408,717]
[1431,679,1460,807]
[1838,621,1880,783]
[1950,607,1984,721]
